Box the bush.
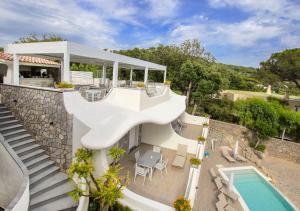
[164,80,171,85]
[190,158,201,167]
[173,196,191,211]
[197,136,205,142]
[256,144,266,153]
[56,81,74,88]
[136,82,145,88]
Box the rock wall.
[0,84,73,171]
[265,138,300,163]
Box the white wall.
[3,63,13,84]
[141,123,198,154]
[180,112,209,125]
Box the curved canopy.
[63,87,186,149]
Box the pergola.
[4,41,167,86]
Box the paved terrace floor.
[180,123,203,140]
[119,143,193,206]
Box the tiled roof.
[0,52,60,66]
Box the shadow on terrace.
[119,143,193,206]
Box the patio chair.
[153,146,161,153]
[218,193,227,202]
[222,148,236,163]
[155,159,168,176]
[225,205,238,211]
[134,164,149,185]
[172,144,187,168]
[134,151,140,162]
[214,177,223,190]
[220,188,239,201]
[216,197,228,211]
[210,168,218,178]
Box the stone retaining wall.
[0,84,73,171]
[265,138,300,163]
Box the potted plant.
[164,80,171,86]
[136,82,145,89]
[173,196,191,211]
[55,81,74,91]
[190,158,201,168]
[197,136,205,143]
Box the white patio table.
[137,150,161,180]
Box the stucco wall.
[0,84,73,171]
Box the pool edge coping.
[218,166,298,211]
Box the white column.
[102,64,106,84]
[130,67,133,86]
[112,61,119,88]
[144,66,148,84]
[163,69,167,82]
[62,52,70,82]
[13,53,19,85]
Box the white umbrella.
[229,172,234,191]
[234,140,239,158]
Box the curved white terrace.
[63,87,186,150]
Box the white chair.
[134,164,149,185]
[134,151,140,162]
[155,159,168,176]
[153,146,161,153]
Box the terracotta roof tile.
[0,52,60,66]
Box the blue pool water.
[224,169,295,211]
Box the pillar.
[112,61,119,88]
[163,69,167,83]
[130,67,133,86]
[144,66,148,84]
[62,52,70,82]
[13,53,19,85]
[102,64,106,84]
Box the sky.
[0,0,300,67]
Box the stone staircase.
[0,104,77,211]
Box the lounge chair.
[172,144,187,168]
[218,193,227,202]
[225,205,238,211]
[235,154,247,162]
[222,148,236,163]
[210,168,218,178]
[214,177,223,190]
[216,197,228,211]
[134,164,149,185]
[220,188,239,201]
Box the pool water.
[224,169,295,211]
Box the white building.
[1,41,209,211]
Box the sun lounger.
[220,188,239,201]
[222,148,236,163]
[172,144,187,168]
[218,193,227,202]
[210,168,218,178]
[214,177,223,190]
[225,205,238,211]
[216,197,228,211]
[235,154,247,162]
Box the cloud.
[145,0,180,20]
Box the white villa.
[0,41,209,211]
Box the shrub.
[56,81,74,88]
[164,80,172,85]
[256,144,266,153]
[173,196,191,211]
[190,158,201,167]
[203,123,209,127]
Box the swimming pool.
[220,167,297,211]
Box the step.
[25,154,50,170]
[2,129,27,139]
[0,119,19,128]
[30,172,69,198]
[11,139,35,151]
[30,166,60,187]
[20,149,45,163]
[6,134,32,145]
[16,144,41,156]
[0,111,11,117]
[29,160,56,177]
[0,115,14,122]
[0,124,23,133]
[30,194,77,211]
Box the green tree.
[68,147,128,211]
[234,98,279,147]
[15,33,66,43]
[260,48,300,89]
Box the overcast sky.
[0,0,299,67]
